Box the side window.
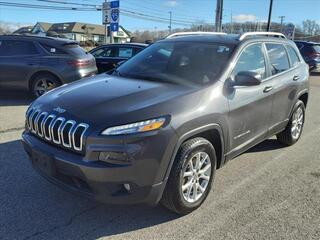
[118,47,133,58]
[92,47,116,58]
[0,40,39,56]
[287,45,300,67]
[266,43,290,75]
[233,43,266,80]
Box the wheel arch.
[164,124,226,182]
[28,70,62,91]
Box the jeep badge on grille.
[53,107,66,114]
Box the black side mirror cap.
[234,71,262,86]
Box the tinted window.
[63,43,87,56]
[118,47,133,58]
[117,42,234,86]
[91,47,116,57]
[233,44,266,80]
[287,45,300,67]
[40,43,66,54]
[266,44,290,75]
[0,40,39,56]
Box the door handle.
[293,75,300,81]
[263,86,273,93]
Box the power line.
[0,1,194,26]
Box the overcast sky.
[0,0,319,31]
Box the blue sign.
[110,0,119,8]
[111,9,119,22]
[110,23,119,32]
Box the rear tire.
[161,137,216,215]
[277,100,305,146]
[31,73,61,97]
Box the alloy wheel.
[291,106,304,140]
[34,79,57,97]
[181,152,211,203]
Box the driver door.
[227,43,274,155]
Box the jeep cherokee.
[22,32,309,214]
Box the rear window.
[63,43,87,56]
[266,43,290,75]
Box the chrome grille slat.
[60,120,76,148]
[72,123,89,152]
[44,114,56,141]
[51,117,65,144]
[25,108,89,153]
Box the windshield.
[116,41,235,86]
[312,45,320,53]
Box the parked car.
[295,40,320,72]
[22,32,309,214]
[0,35,97,97]
[89,43,148,73]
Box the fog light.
[124,183,131,192]
[99,151,128,164]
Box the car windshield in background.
[312,44,320,53]
[116,41,234,86]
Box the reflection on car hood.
[33,74,195,127]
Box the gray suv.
[22,32,309,214]
[0,35,97,97]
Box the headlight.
[101,117,166,136]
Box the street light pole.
[267,0,273,32]
[215,0,223,32]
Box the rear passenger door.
[0,40,40,88]
[264,43,300,134]
[91,46,117,73]
[227,43,274,152]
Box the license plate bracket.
[32,150,56,177]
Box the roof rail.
[166,31,227,39]
[239,32,286,41]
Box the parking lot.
[0,74,319,240]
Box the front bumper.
[22,128,177,205]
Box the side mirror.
[234,71,262,86]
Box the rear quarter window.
[40,43,66,55]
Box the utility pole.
[230,11,233,34]
[279,15,285,32]
[168,11,172,34]
[215,0,223,32]
[267,0,273,32]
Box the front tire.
[277,100,305,146]
[161,137,216,215]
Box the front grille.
[26,108,89,153]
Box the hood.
[33,74,196,127]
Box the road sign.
[109,0,119,32]
[102,2,111,24]
[110,23,119,32]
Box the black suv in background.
[89,43,148,73]
[295,40,320,72]
[0,35,97,97]
[22,32,309,214]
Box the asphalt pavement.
[0,75,319,240]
